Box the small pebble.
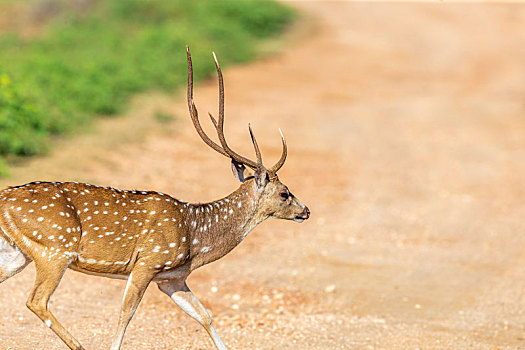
[324,284,336,293]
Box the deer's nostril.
[304,207,310,219]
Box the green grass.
[0,0,295,172]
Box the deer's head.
[186,46,310,223]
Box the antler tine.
[212,52,259,170]
[248,123,263,165]
[269,128,287,174]
[208,112,218,129]
[186,46,229,157]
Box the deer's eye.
[280,191,289,200]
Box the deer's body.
[0,47,309,350]
[0,181,259,281]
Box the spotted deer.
[0,47,309,350]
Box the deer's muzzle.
[294,206,310,223]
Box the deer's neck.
[184,181,265,270]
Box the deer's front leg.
[111,269,155,350]
[157,279,227,350]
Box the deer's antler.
[186,46,287,174]
[269,128,287,174]
[187,46,229,158]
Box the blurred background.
[0,1,524,349]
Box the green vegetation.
[154,110,175,124]
[0,0,295,172]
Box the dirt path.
[1,2,525,349]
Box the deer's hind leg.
[26,256,85,350]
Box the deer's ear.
[231,160,247,183]
[254,165,269,190]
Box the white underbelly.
[0,235,31,282]
[68,263,190,282]
[68,264,130,280]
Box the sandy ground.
[1,2,525,349]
